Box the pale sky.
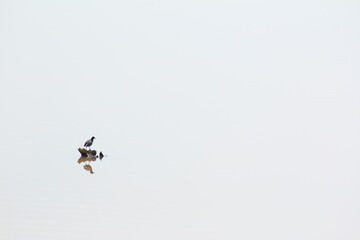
[0,1,359,240]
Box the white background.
[0,1,359,239]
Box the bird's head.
[91,136,96,140]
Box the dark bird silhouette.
[84,136,95,149]
[99,151,104,160]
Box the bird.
[84,136,95,149]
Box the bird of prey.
[84,136,95,149]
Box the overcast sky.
[0,1,360,240]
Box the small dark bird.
[99,151,104,160]
[84,136,95,149]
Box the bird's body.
[84,136,95,149]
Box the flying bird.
[84,136,95,149]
